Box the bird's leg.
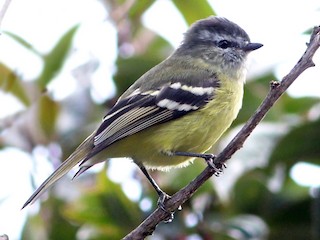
[173,151,226,176]
[136,163,174,222]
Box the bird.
[22,16,262,210]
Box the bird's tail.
[22,133,95,209]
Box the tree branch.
[123,26,320,240]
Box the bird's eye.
[217,40,231,49]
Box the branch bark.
[123,26,320,240]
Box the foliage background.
[0,0,319,239]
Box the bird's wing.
[86,80,219,160]
[22,78,220,208]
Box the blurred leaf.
[280,95,319,114]
[303,28,313,35]
[277,177,310,209]
[38,95,60,137]
[128,0,155,20]
[3,31,41,56]
[172,0,215,25]
[232,170,312,239]
[236,73,275,125]
[114,56,158,95]
[47,199,79,240]
[22,197,79,240]
[0,63,30,106]
[237,72,318,126]
[114,35,172,95]
[269,196,312,240]
[225,215,268,239]
[269,118,320,168]
[37,25,79,89]
[232,170,272,214]
[63,170,142,239]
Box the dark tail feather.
[22,133,95,209]
[72,165,91,180]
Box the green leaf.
[280,95,319,114]
[303,28,313,35]
[63,169,142,239]
[114,35,172,95]
[128,0,155,20]
[232,170,271,214]
[269,118,320,167]
[114,55,160,95]
[0,63,30,106]
[236,72,317,126]
[235,73,276,125]
[172,0,216,25]
[37,25,79,89]
[269,195,312,239]
[38,95,60,137]
[3,31,41,56]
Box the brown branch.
[123,26,320,240]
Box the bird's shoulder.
[120,55,221,99]
[84,55,223,160]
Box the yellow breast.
[104,74,244,171]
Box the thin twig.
[123,26,320,240]
[0,0,12,28]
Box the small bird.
[22,16,262,210]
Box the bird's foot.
[202,154,227,176]
[157,192,181,223]
[172,151,226,176]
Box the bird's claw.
[203,154,227,176]
[157,193,181,223]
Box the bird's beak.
[243,42,263,52]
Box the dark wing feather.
[84,83,215,160]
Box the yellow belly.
[103,77,244,170]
